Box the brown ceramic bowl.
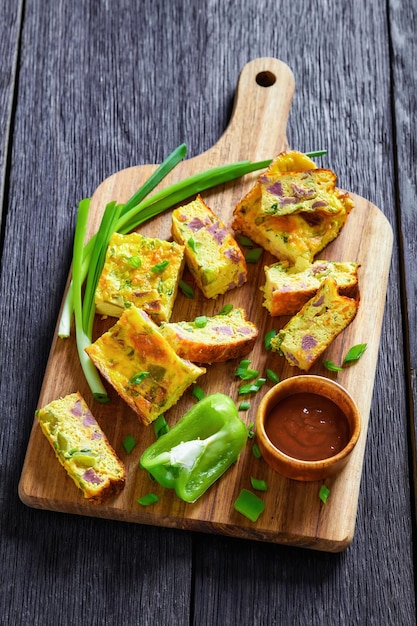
[255,375,361,481]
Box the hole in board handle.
[256,71,276,87]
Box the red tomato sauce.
[265,392,350,461]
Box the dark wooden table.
[1,1,415,624]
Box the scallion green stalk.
[72,198,109,403]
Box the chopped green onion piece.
[239,401,251,412]
[319,484,330,504]
[234,489,265,522]
[245,247,263,264]
[151,259,170,273]
[252,443,262,459]
[247,421,255,438]
[235,360,258,380]
[153,415,169,439]
[192,385,205,401]
[238,378,266,395]
[343,343,367,364]
[264,329,277,351]
[179,279,194,299]
[266,369,279,384]
[218,303,233,315]
[187,237,198,252]
[194,315,207,328]
[250,477,268,492]
[323,360,344,372]
[137,493,159,506]
[129,372,150,385]
[128,255,142,268]
[122,434,136,454]
[236,235,254,248]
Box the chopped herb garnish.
[187,237,198,252]
[128,256,142,268]
[151,259,170,273]
[343,343,367,364]
[218,303,233,315]
[194,315,208,328]
[245,247,263,264]
[323,360,344,372]
[236,235,254,248]
[153,415,169,439]
[266,369,279,384]
[122,434,136,454]
[234,489,265,522]
[252,443,262,459]
[250,477,268,492]
[137,493,159,506]
[179,279,194,299]
[235,359,259,380]
[239,401,251,411]
[192,385,205,401]
[238,378,266,395]
[247,421,255,438]
[305,149,327,158]
[323,343,368,371]
[319,484,330,504]
[129,371,150,385]
[264,329,277,351]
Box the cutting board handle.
[206,57,295,164]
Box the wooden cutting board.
[19,58,393,552]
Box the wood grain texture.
[0,0,415,624]
[19,58,394,553]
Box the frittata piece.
[85,307,206,425]
[271,278,359,371]
[171,195,247,298]
[95,232,185,323]
[232,151,354,264]
[37,392,125,502]
[159,308,258,363]
[262,259,359,316]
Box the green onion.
[343,343,367,364]
[239,401,251,412]
[247,421,255,438]
[235,360,259,381]
[71,199,109,403]
[153,415,169,439]
[305,150,327,158]
[250,477,268,492]
[236,235,254,248]
[266,369,279,384]
[129,372,150,385]
[179,279,194,299]
[137,493,159,506]
[192,385,205,401]
[238,378,266,395]
[194,315,207,328]
[323,360,343,372]
[218,303,233,316]
[122,434,136,454]
[252,443,262,459]
[151,259,170,273]
[264,329,277,351]
[234,489,265,522]
[245,247,263,264]
[128,256,142,268]
[319,484,330,504]
[187,237,198,252]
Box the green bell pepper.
[139,393,247,503]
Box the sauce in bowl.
[265,392,350,461]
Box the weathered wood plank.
[0,0,415,624]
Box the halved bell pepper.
[139,393,247,503]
